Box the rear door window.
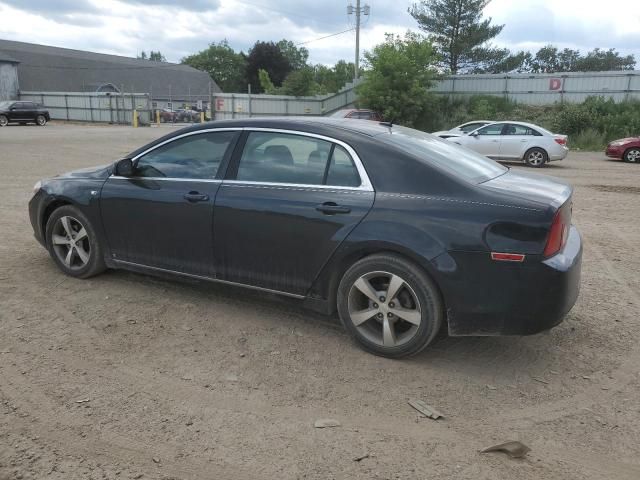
[504,124,542,136]
[236,131,361,187]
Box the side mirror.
[470,131,479,137]
[115,158,134,177]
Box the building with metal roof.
[0,39,221,103]
[0,50,20,100]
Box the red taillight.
[544,204,571,257]
[554,137,567,146]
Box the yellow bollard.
[133,109,138,128]
[156,109,161,125]
[200,111,205,123]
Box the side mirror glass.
[470,131,479,137]
[115,158,134,177]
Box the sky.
[0,0,639,66]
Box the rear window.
[376,125,507,184]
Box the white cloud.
[0,0,637,66]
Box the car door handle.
[183,191,209,203]
[316,202,351,214]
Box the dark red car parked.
[605,137,640,163]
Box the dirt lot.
[1,123,640,480]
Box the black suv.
[0,100,50,127]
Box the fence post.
[625,73,633,102]
[285,98,289,116]
[64,94,69,121]
[89,94,94,122]
[231,94,235,119]
[504,75,508,100]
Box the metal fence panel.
[434,71,640,104]
[20,91,151,124]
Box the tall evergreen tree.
[409,0,504,74]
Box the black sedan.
[29,118,582,358]
[0,100,50,127]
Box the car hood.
[55,164,112,180]
[480,169,572,210]
[611,137,640,144]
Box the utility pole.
[348,1,370,81]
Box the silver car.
[431,120,494,139]
[447,121,569,168]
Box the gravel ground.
[1,123,639,480]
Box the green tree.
[281,67,318,96]
[356,32,438,128]
[258,69,277,94]
[575,48,635,72]
[181,40,247,92]
[276,40,309,71]
[246,41,292,93]
[409,0,504,74]
[148,50,166,62]
[138,50,166,62]
[312,60,356,93]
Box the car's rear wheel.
[337,254,443,358]
[623,148,640,163]
[0,115,8,127]
[524,147,548,167]
[36,115,47,126]
[45,205,106,278]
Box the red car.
[605,137,640,163]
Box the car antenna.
[380,119,394,128]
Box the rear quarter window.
[377,126,507,184]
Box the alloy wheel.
[347,271,422,348]
[36,115,46,126]
[51,216,91,270]
[0,115,7,127]
[527,151,545,166]
[626,149,640,163]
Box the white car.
[432,120,494,139]
[446,121,569,168]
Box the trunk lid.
[480,169,572,210]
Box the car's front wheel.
[337,254,443,358]
[35,115,47,126]
[623,148,640,163]
[45,205,106,278]
[0,115,8,127]
[524,147,548,167]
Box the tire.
[35,115,47,126]
[0,115,7,127]
[623,148,640,163]
[45,205,106,279]
[524,147,548,167]
[337,253,443,358]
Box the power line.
[296,28,356,46]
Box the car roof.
[190,116,390,136]
[126,116,393,159]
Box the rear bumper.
[549,146,569,161]
[439,226,582,336]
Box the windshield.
[376,125,507,184]
[0,101,14,109]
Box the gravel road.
[1,123,639,479]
